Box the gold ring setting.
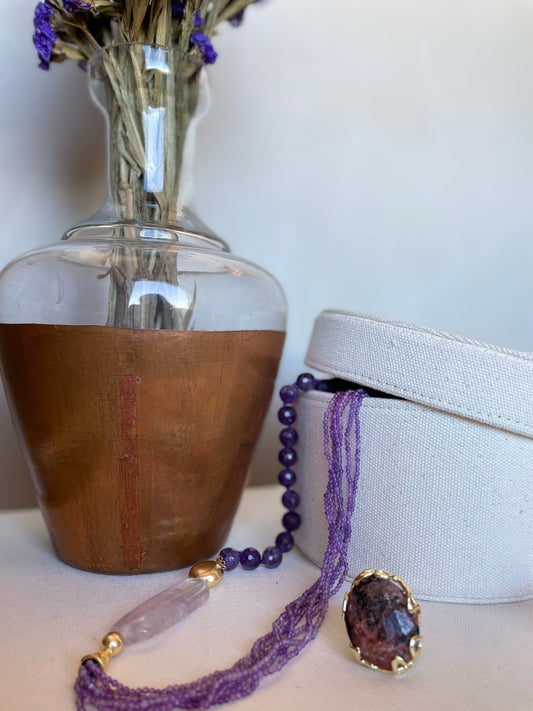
[343,569,422,675]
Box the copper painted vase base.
[0,323,284,574]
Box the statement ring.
[342,569,422,674]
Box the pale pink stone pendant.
[112,577,210,645]
[81,559,225,670]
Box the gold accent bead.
[188,559,225,588]
[80,631,124,671]
[102,632,124,655]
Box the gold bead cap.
[80,631,124,671]
[188,558,225,588]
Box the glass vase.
[0,44,286,574]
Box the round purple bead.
[279,384,299,404]
[262,546,283,569]
[279,427,298,447]
[278,469,296,487]
[217,375,316,580]
[240,547,261,571]
[296,373,316,391]
[282,489,300,511]
[278,448,297,467]
[278,405,297,425]
[219,547,240,571]
[276,531,294,552]
[282,511,301,532]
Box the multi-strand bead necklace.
[75,375,370,710]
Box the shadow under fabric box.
[294,311,533,604]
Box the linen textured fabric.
[296,311,533,603]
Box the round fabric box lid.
[305,310,533,438]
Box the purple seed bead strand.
[218,373,326,573]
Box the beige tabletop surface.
[2,485,532,710]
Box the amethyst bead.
[278,469,297,487]
[282,489,300,511]
[275,531,294,552]
[219,547,240,571]
[282,511,301,532]
[240,547,261,571]
[279,384,299,404]
[278,448,297,467]
[278,405,297,425]
[296,373,316,391]
[262,546,283,569]
[279,427,298,447]
[217,373,318,577]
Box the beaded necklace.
[75,374,368,710]
[218,372,332,574]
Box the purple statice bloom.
[228,9,245,26]
[190,31,217,64]
[228,0,263,27]
[34,0,53,21]
[62,0,91,11]
[171,2,202,26]
[33,1,57,70]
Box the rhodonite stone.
[343,572,420,672]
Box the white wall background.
[2,0,533,508]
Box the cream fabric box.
[295,311,533,604]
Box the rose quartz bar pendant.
[111,577,210,645]
[81,560,224,670]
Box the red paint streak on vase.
[119,372,146,569]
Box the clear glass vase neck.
[65,43,226,250]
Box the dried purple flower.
[62,0,91,11]
[171,1,183,17]
[31,0,264,70]
[228,10,244,27]
[190,31,217,64]
[171,2,203,26]
[228,0,263,27]
[34,0,53,21]
[33,1,57,70]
